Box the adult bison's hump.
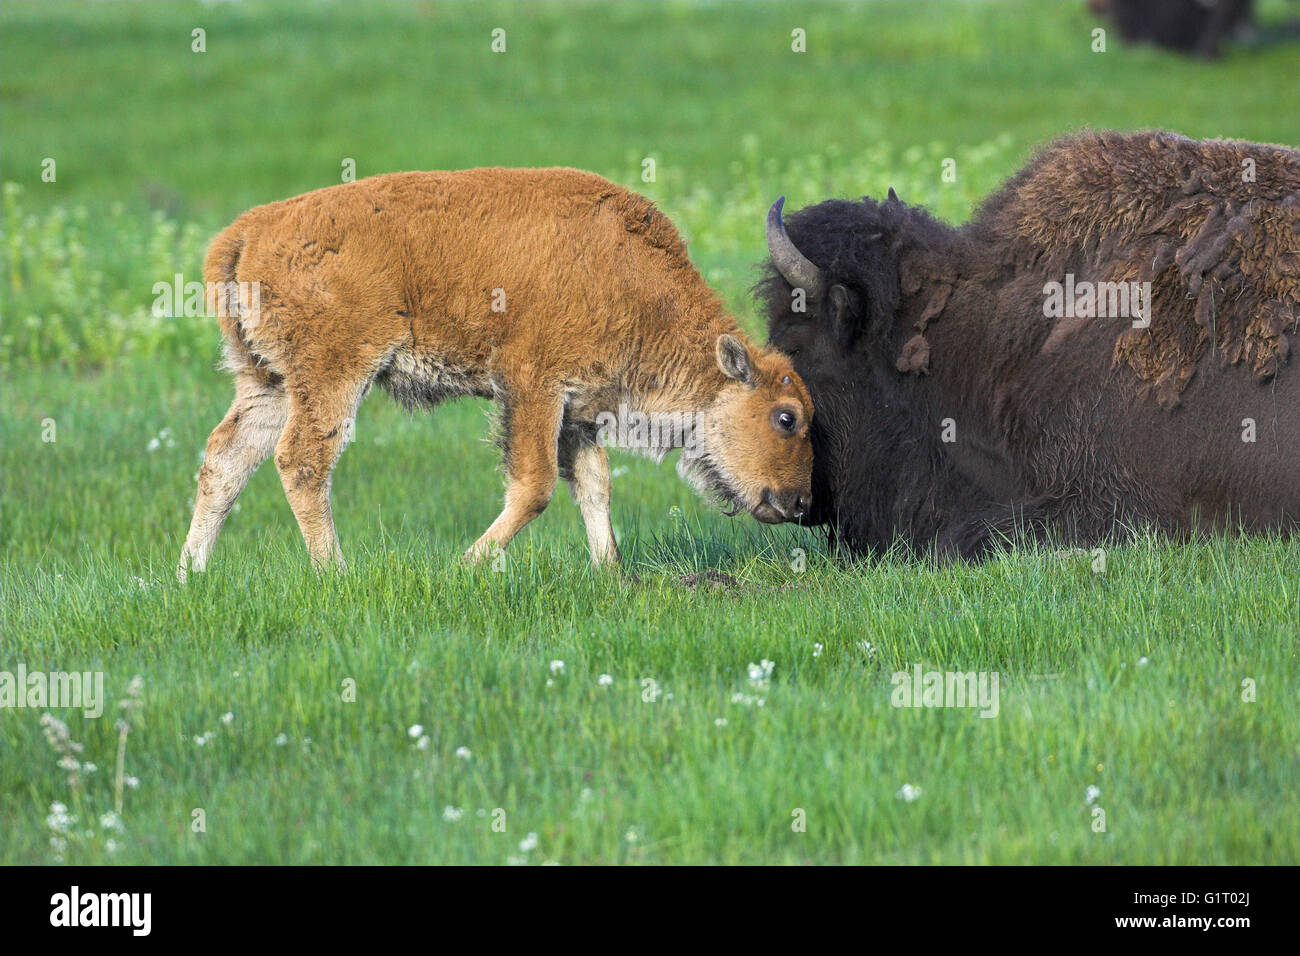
[969,130,1300,409]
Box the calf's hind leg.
[178,372,288,582]
[274,378,366,570]
[466,387,565,563]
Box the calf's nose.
[764,487,810,521]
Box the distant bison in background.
[1089,0,1255,58]
[761,130,1300,559]
[179,168,813,578]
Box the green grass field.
[2,0,1298,864]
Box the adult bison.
[760,130,1300,559]
[1088,0,1254,59]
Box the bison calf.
[178,168,813,578]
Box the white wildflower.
[46,803,75,834]
[747,659,775,685]
[897,783,923,803]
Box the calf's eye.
[772,408,798,433]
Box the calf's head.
[681,334,814,524]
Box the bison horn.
[766,196,825,300]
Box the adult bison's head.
[756,192,919,544]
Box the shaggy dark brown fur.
[973,130,1300,409]
[761,130,1300,558]
[1089,0,1254,58]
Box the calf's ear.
[716,334,755,387]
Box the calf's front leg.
[466,386,564,563]
[560,422,621,566]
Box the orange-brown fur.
[179,168,813,577]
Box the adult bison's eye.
[772,407,799,434]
